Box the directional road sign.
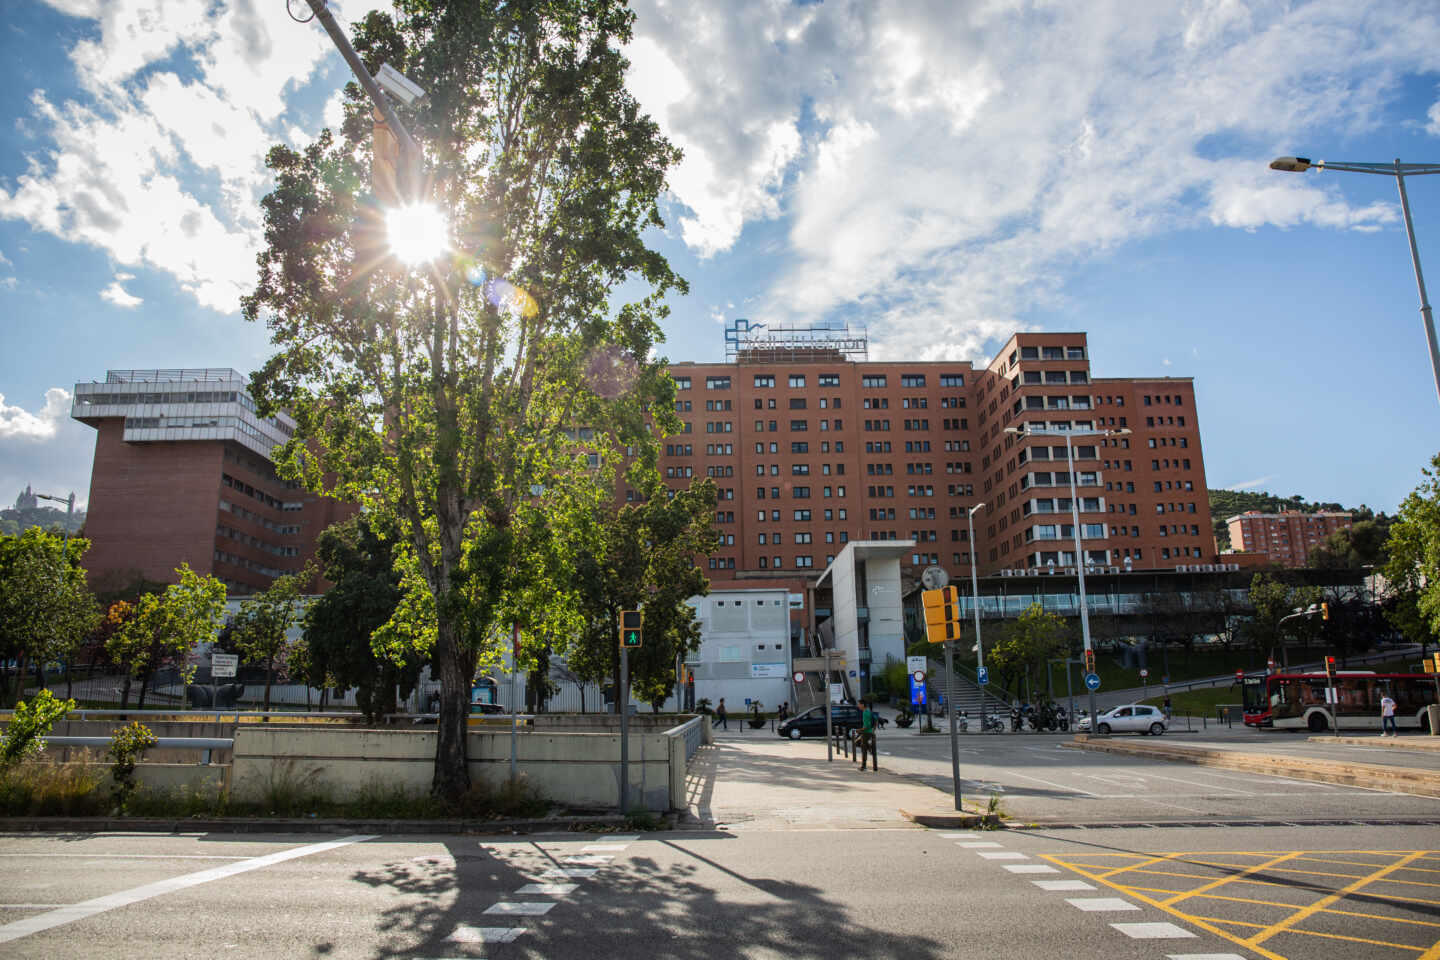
[1084,672,1101,691]
[976,666,989,685]
[211,653,238,679]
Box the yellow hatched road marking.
[1186,916,1428,952]
[1041,854,1289,960]
[1099,854,1175,880]
[1162,851,1306,908]
[1296,856,1440,875]
[1244,850,1431,949]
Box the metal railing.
[668,716,706,764]
[38,736,234,765]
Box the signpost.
[1140,667,1149,702]
[618,611,642,812]
[211,652,237,721]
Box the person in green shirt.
[858,699,878,771]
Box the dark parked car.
[778,703,862,739]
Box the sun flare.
[385,204,449,265]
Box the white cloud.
[0,387,72,440]
[628,0,1440,360]
[1225,475,1275,491]
[100,272,143,308]
[1428,90,1440,136]
[0,250,11,267]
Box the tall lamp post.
[966,502,988,729]
[1270,156,1440,404]
[1005,424,1130,732]
[33,492,76,559]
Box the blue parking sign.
[909,675,927,706]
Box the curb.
[0,813,643,836]
[899,808,1005,829]
[1312,735,1440,752]
[1064,738,1440,798]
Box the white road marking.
[0,834,376,946]
[977,851,1029,860]
[1066,897,1139,912]
[514,883,578,896]
[1001,769,1099,796]
[446,925,528,944]
[936,833,982,839]
[1111,922,1196,939]
[483,901,556,916]
[540,868,598,879]
[1004,865,1061,874]
[581,844,629,852]
[1032,879,1095,890]
[956,841,1003,848]
[560,855,614,865]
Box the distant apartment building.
[1225,510,1353,568]
[655,323,1214,601]
[71,368,351,595]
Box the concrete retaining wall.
[231,725,689,811]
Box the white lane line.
[1066,897,1139,912]
[1001,769,1099,796]
[514,883,578,896]
[560,855,614,865]
[1004,865,1061,874]
[483,901,556,917]
[956,841,1003,848]
[0,834,376,945]
[446,925,528,944]
[1111,922,1196,939]
[539,868,598,879]
[1033,880,1095,891]
[580,844,629,852]
[977,852,1029,860]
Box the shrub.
[107,721,157,813]
[0,755,105,816]
[1,690,76,767]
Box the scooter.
[1010,707,1023,732]
[981,712,1005,733]
[957,710,969,733]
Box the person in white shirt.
[1379,693,1397,737]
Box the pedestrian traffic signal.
[620,610,643,648]
[921,586,962,643]
[1321,602,1330,621]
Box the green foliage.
[986,603,1069,695]
[1246,573,1322,652]
[0,528,101,705]
[243,1,685,801]
[0,503,85,538]
[1383,453,1440,645]
[106,564,227,708]
[230,568,311,712]
[1208,487,1389,554]
[0,755,106,816]
[107,721,157,812]
[0,689,75,766]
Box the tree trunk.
[11,651,27,706]
[263,658,273,719]
[120,674,132,710]
[431,620,473,803]
[137,672,149,709]
[65,661,73,701]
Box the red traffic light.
[1325,656,1335,665]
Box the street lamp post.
[967,502,988,732]
[34,491,75,559]
[1006,424,1130,733]
[1270,156,1440,404]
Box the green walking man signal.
[620,610,643,648]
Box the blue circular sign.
[1084,672,1102,691]
[976,666,989,685]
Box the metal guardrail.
[38,736,234,765]
[669,716,705,764]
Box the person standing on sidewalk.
[714,698,728,730]
[857,699,878,771]
[1380,693,1398,736]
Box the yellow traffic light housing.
[620,610,643,648]
[1321,602,1330,621]
[921,586,962,644]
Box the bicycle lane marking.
[0,834,377,946]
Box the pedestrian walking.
[857,699,878,771]
[777,702,789,723]
[1163,695,1172,720]
[1380,693,1398,736]
[714,697,728,730]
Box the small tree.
[0,689,75,766]
[107,565,226,708]
[987,603,1069,700]
[230,569,311,713]
[1382,454,1440,653]
[107,721,157,813]
[0,529,100,705]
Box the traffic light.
[1083,649,1096,674]
[620,610,643,648]
[1324,655,1335,679]
[1321,602,1330,621]
[921,586,962,643]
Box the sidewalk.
[681,733,960,831]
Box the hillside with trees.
[1209,488,1388,552]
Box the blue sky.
[2,0,1439,519]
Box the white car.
[1077,704,1168,736]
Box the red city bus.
[1242,671,1437,733]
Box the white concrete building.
[678,587,792,713]
[814,541,913,693]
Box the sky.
[1,0,1439,519]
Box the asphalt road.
[850,724,1440,824]
[1,822,1436,959]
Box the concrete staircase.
[923,657,1008,718]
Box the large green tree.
[1382,453,1440,651]
[302,516,420,722]
[1245,572,1322,657]
[243,1,684,799]
[987,603,1069,700]
[568,472,716,713]
[0,530,99,706]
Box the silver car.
[1077,703,1168,736]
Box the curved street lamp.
[1270,156,1440,404]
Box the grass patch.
[0,757,106,816]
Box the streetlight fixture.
[1005,423,1131,732]
[1270,156,1440,404]
[966,501,988,730]
[34,491,76,559]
